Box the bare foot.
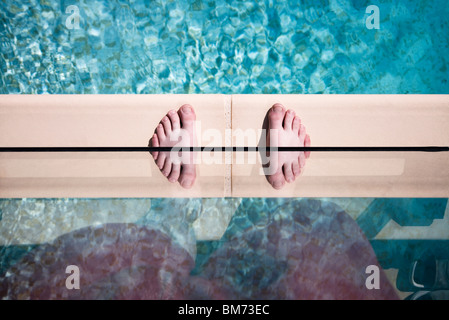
[263,103,311,190]
[149,104,197,189]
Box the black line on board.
[0,146,448,152]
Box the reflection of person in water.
[0,198,398,300]
[148,104,311,190]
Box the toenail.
[181,180,193,188]
[182,105,192,113]
[169,110,176,115]
[273,181,284,189]
[273,105,283,112]
[163,117,168,122]
[169,178,176,183]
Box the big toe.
[267,167,286,190]
[178,104,196,129]
[268,103,286,130]
[179,164,196,189]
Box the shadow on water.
[1,198,400,299]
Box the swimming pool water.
[1,0,448,94]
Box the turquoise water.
[1,0,449,299]
[1,0,448,94]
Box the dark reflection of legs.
[1,199,400,300]
[0,224,197,299]
[197,199,399,299]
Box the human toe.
[283,109,295,131]
[283,162,295,183]
[167,109,180,131]
[268,103,286,130]
[178,104,196,129]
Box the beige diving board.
[0,94,448,198]
[232,95,449,197]
[0,95,230,198]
